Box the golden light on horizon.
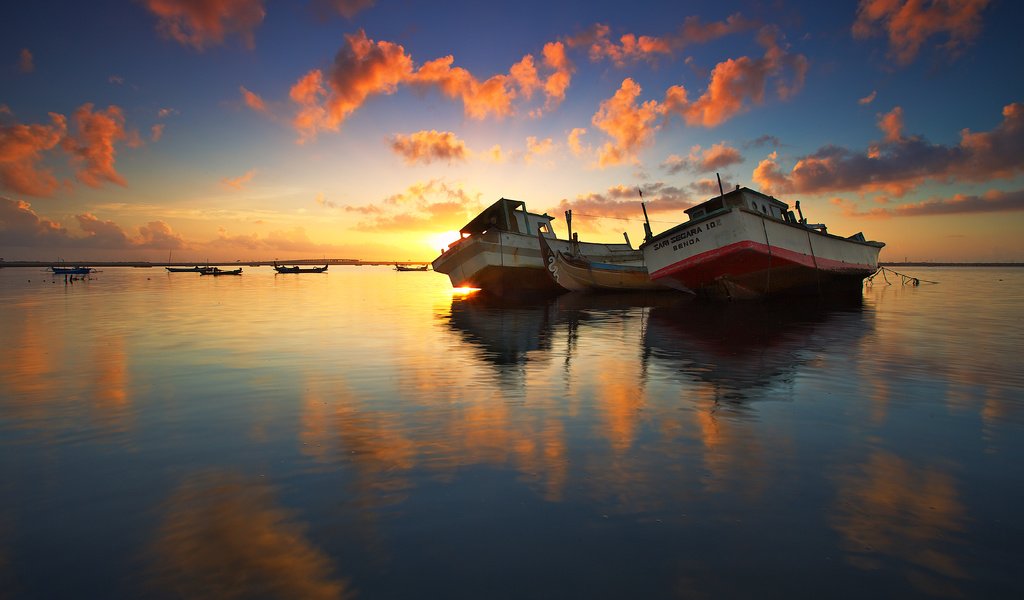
[427,230,462,254]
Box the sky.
[1,0,1022,263]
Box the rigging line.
[569,212,679,224]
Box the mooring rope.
[866,266,939,286]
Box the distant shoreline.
[0,260,431,268]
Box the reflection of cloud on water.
[148,470,349,600]
[831,451,967,596]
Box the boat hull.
[643,208,882,300]
[433,230,639,296]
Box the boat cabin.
[458,198,557,239]
[685,187,795,224]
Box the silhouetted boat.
[395,264,428,271]
[166,266,209,273]
[200,267,242,276]
[432,198,641,296]
[274,265,328,273]
[641,186,884,300]
[538,230,669,292]
[51,266,93,275]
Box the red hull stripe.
[650,240,875,281]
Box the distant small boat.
[166,266,208,273]
[538,232,669,292]
[274,264,328,273]
[51,266,93,275]
[395,264,429,271]
[200,267,242,276]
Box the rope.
[865,266,939,286]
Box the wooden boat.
[640,186,884,300]
[51,266,93,275]
[166,265,207,272]
[274,264,328,273]
[395,264,429,271]
[538,231,669,292]
[199,267,243,276]
[431,198,642,296]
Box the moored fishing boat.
[274,264,328,273]
[395,264,429,271]
[166,265,208,272]
[431,198,641,296]
[640,186,884,300]
[538,231,670,292]
[200,267,243,276]
[51,265,93,275]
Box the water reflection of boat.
[643,299,870,401]
[432,198,640,296]
[275,264,328,273]
[641,186,884,300]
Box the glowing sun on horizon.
[427,230,462,253]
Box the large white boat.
[640,186,884,300]
[432,198,641,296]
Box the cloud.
[859,90,878,105]
[567,127,588,157]
[552,182,693,228]
[346,179,483,231]
[567,14,757,66]
[151,124,165,142]
[524,136,554,164]
[746,134,781,149]
[310,0,375,19]
[878,106,904,142]
[240,86,267,113]
[592,78,663,167]
[389,130,468,165]
[108,75,125,85]
[0,112,67,196]
[540,42,574,112]
[753,101,1024,197]
[221,169,257,190]
[662,26,807,128]
[157,107,179,119]
[0,197,187,250]
[144,0,267,50]
[661,142,744,174]
[61,103,128,188]
[19,48,34,73]
[834,188,1024,218]
[852,0,991,65]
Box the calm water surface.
[1,266,1022,599]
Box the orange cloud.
[509,54,541,100]
[553,182,692,223]
[389,130,468,165]
[19,48,34,73]
[859,90,878,105]
[151,124,165,142]
[540,42,574,111]
[310,0,375,19]
[852,0,990,65]
[753,101,1024,197]
[145,0,266,50]
[567,127,587,156]
[413,56,516,120]
[240,85,267,112]
[524,136,554,164]
[0,112,66,196]
[663,142,744,174]
[61,103,128,188]
[835,188,1024,219]
[663,26,807,128]
[878,106,904,142]
[592,78,663,167]
[568,14,756,66]
[346,179,483,232]
[221,169,257,190]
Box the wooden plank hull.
[642,208,882,300]
[433,230,640,296]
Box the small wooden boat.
[166,266,207,273]
[51,266,93,275]
[395,264,429,271]
[200,267,243,276]
[274,264,328,273]
[538,231,669,292]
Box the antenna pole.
[716,173,724,197]
[639,188,653,243]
